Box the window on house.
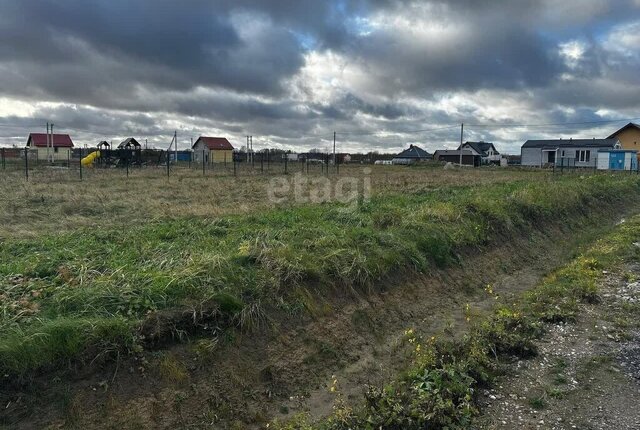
[54,147,59,153]
[575,150,591,162]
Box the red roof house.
[26,133,74,148]
[192,137,234,150]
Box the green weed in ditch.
[271,213,640,429]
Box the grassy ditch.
[273,206,640,429]
[0,174,639,377]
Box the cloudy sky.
[0,0,639,153]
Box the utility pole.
[459,123,464,167]
[46,122,50,163]
[50,123,54,164]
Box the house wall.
[520,148,542,166]
[192,141,207,162]
[566,146,597,168]
[614,128,640,151]
[35,147,72,161]
[210,149,233,163]
[460,144,481,156]
[522,146,601,168]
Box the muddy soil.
[475,264,640,430]
[1,217,631,429]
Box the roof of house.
[459,141,499,156]
[394,144,431,159]
[522,138,619,149]
[27,133,74,148]
[607,123,640,139]
[193,136,234,150]
[118,138,141,148]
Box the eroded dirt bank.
[2,211,638,429]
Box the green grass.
[1,174,639,376]
[270,196,640,430]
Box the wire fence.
[0,148,352,182]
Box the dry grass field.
[0,163,547,238]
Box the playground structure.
[80,140,145,168]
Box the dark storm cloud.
[0,0,639,153]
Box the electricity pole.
[46,122,50,163]
[50,123,54,163]
[459,123,464,167]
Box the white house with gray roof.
[520,138,621,168]
[457,141,501,164]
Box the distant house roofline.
[607,123,640,139]
[393,144,432,159]
[26,133,74,148]
[193,136,234,151]
[522,138,619,149]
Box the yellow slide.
[81,150,101,166]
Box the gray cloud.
[0,0,639,154]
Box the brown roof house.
[192,137,234,164]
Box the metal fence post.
[336,155,340,174]
[261,152,264,173]
[79,152,83,181]
[166,150,170,178]
[284,156,288,174]
[1,148,4,170]
[233,159,237,176]
[24,147,28,180]
[202,149,206,176]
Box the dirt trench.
[2,211,635,429]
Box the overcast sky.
[0,0,639,153]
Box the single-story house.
[597,149,638,171]
[521,138,620,168]
[26,133,74,161]
[433,149,480,167]
[118,138,141,149]
[392,145,432,165]
[607,123,640,155]
[192,137,234,163]
[458,141,501,164]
